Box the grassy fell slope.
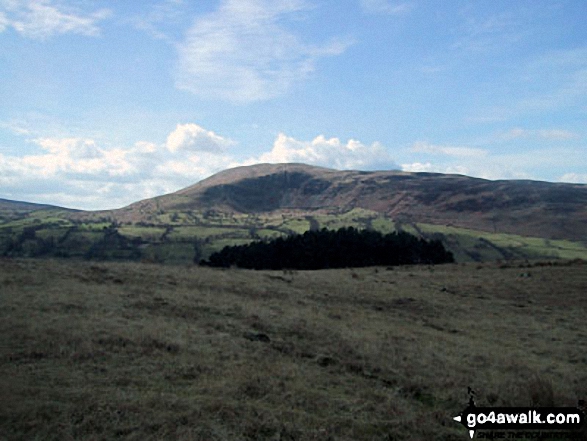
[109,163,587,241]
[0,198,69,212]
[2,163,587,263]
[1,258,586,440]
[88,164,587,241]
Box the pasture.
[3,207,587,264]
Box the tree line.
[200,227,454,270]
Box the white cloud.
[401,162,471,176]
[133,141,157,154]
[175,0,351,102]
[401,161,535,180]
[401,162,433,173]
[130,0,186,41]
[0,152,28,184]
[155,151,233,180]
[473,168,533,181]
[411,141,487,158]
[403,140,587,182]
[20,137,135,178]
[402,140,564,180]
[0,0,111,39]
[360,0,413,15]
[0,11,8,32]
[248,133,397,170]
[0,123,241,209]
[502,127,580,141]
[165,123,235,153]
[0,119,32,135]
[501,128,579,141]
[559,173,587,184]
[2,121,584,210]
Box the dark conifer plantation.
[200,227,454,269]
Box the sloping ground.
[0,198,73,223]
[105,163,587,242]
[0,198,66,212]
[3,205,586,263]
[1,258,586,440]
[2,163,586,263]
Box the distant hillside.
[2,163,586,264]
[0,198,67,212]
[0,198,74,225]
[108,163,587,242]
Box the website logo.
[453,390,585,439]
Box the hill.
[109,163,587,241]
[1,163,587,263]
[0,198,73,221]
[0,198,65,211]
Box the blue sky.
[1,0,586,210]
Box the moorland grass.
[0,258,586,440]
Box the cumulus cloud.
[248,133,398,170]
[19,138,137,179]
[410,141,487,158]
[175,0,351,102]
[0,123,237,210]
[0,0,111,39]
[165,123,235,153]
[0,123,398,209]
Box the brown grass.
[1,258,586,440]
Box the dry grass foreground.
[1,258,586,441]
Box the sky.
[1,0,586,210]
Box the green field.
[414,223,587,262]
[118,226,167,241]
[1,207,586,264]
[166,226,234,241]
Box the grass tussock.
[1,258,586,440]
